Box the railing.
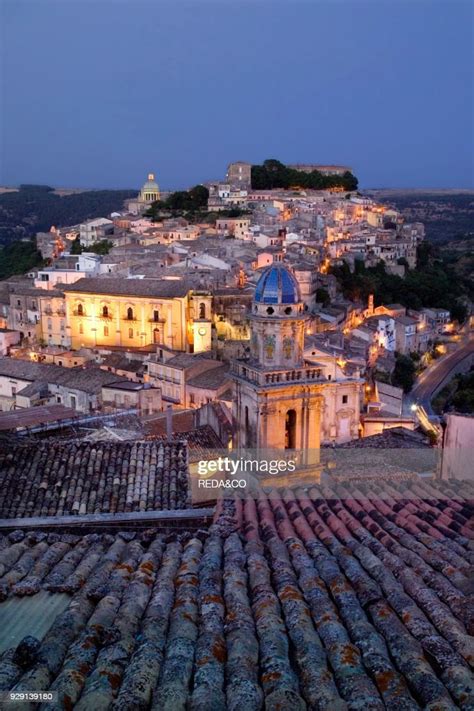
[73,309,86,316]
[232,361,326,386]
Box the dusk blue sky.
[1,0,473,190]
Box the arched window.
[77,303,83,316]
[285,409,297,449]
[102,305,109,317]
[127,307,134,320]
[199,302,206,319]
[153,328,161,344]
[153,309,159,322]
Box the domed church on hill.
[232,265,362,453]
[139,172,160,203]
[126,172,161,214]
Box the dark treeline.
[0,184,136,246]
[251,159,358,191]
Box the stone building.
[63,278,212,353]
[232,265,361,452]
[126,172,161,215]
[225,161,252,189]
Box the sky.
[0,0,473,190]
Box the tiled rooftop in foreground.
[0,441,190,518]
[0,476,471,709]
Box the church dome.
[140,172,160,203]
[142,173,159,191]
[254,265,300,305]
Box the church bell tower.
[232,265,324,455]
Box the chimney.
[166,404,173,440]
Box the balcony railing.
[231,361,327,387]
[73,309,86,317]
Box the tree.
[89,239,113,255]
[0,240,43,279]
[392,354,416,393]
[451,301,468,324]
[71,236,83,254]
[315,288,330,307]
[250,160,358,191]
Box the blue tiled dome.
[254,265,300,305]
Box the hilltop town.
[0,160,471,455]
[0,102,473,711]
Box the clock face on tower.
[198,327,207,336]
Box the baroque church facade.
[232,265,362,452]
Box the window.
[189,393,195,405]
[56,396,62,404]
[129,328,133,339]
[102,305,109,317]
[79,324,83,334]
[11,386,16,396]
[104,326,109,336]
[47,319,52,330]
[77,303,83,316]
[342,395,348,404]
[285,410,297,449]
[17,300,21,307]
[70,395,77,409]
[127,307,134,320]
[153,309,160,322]
[199,302,206,319]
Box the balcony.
[73,309,86,317]
[99,312,113,320]
[148,317,166,324]
[231,361,327,387]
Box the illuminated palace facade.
[232,265,362,450]
[63,278,212,353]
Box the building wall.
[0,330,21,355]
[65,293,187,351]
[39,294,70,347]
[442,414,474,481]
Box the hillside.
[0,184,136,246]
[366,190,474,243]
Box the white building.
[79,218,114,247]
